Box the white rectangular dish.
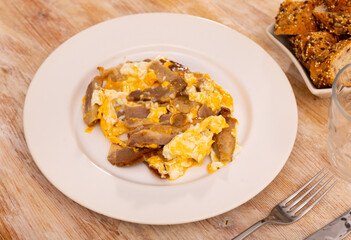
[266,23,332,98]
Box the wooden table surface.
[1,0,350,239]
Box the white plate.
[266,23,332,98]
[23,13,298,224]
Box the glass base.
[329,150,351,182]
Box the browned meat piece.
[218,107,232,118]
[124,106,150,120]
[212,117,237,162]
[127,128,175,148]
[127,62,187,103]
[127,121,192,148]
[127,76,186,103]
[198,104,214,118]
[107,144,158,167]
[159,112,172,122]
[127,90,143,101]
[130,117,199,135]
[83,77,103,126]
[116,110,124,118]
[124,118,154,130]
[126,121,169,138]
[149,60,180,83]
[127,119,202,148]
[168,60,189,72]
[170,113,187,127]
[169,96,200,114]
[98,64,123,81]
[126,85,172,102]
[127,129,173,148]
[168,77,187,94]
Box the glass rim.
[332,63,351,122]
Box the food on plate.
[274,0,351,88]
[82,56,239,180]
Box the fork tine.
[290,176,336,216]
[292,180,338,221]
[280,168,325,206]
[286,171,329,209]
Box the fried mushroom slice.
[124,118,155,130]
[83,77,103,126]
[127,126,177,148]
[212,116,237,162]
[107,144,158,167]
[169,96,200,114]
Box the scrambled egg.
[160,115,228,180]
[146,155,196,180]
[147,107,168,123]
[163,116,228,162]
[184,73,233,112]
[83,56,238,180]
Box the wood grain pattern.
[1,0,350,239]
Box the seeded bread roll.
[274,0,320,35]
[309,39,351,88]
[313,5,351,35]
[325,0,351,13]
[289,31,338,69]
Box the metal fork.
[232,168,337,240]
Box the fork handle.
[232,218,271,240]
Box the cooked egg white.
[147,115,229,179]
[120,61,151,80]
[165,157,196,180]
[162,115,228,163]
[184,73,233,112]
[96,91,128,146]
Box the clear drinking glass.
[327,63,351,181]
